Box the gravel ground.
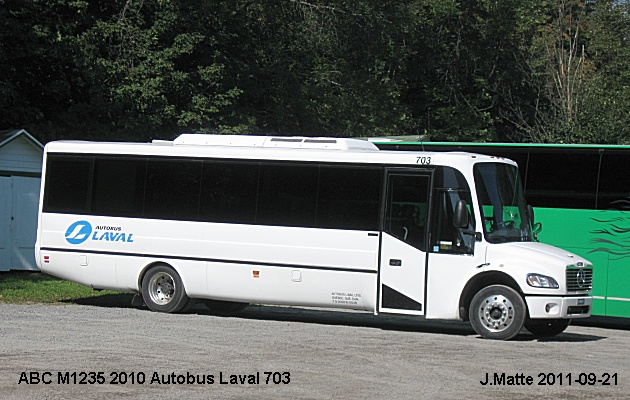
[0,301,628,399]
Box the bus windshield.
[473,163,532,243]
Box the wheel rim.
[477,294,515,333]
[147,272,176,305]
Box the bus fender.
[458,271,523,321]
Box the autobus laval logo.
[65,221,135,245]
[65,220,92,244]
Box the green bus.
[375,140,630,318]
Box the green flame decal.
[589,217,630,260]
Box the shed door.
[12,176,40,270]
[0,177,10,271]
[0,176,40,271]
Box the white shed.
[0,129,44,271]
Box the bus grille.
[566,267,593,292]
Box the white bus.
[35,134,592,340]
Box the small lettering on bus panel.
[331,292,361,305]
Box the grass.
[0,271,131,306]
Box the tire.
[204,299,248,314]
[469,285,526,340]
[525,319,570,338]
[141,264,191,313]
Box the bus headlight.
[526,274,559,289]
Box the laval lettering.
[92,226,133,242]
[92,230,134,242]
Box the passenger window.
[317,166,382,230]
[43,155,92,214]
[526,152,598,209]
[384,173,430,251]
[92,157,146,217]
[144,159,202,220]
[199,162,259,224]
[257,164,319,227]
[598,153,630,210]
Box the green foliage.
[577,0,630,144]
[0,272,124,304]
[1,0,630,143]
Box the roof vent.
[171,134,378,151]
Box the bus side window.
[384,174,429,251]
[431,190,475,254]
[43,155,92,214]
[144,159,202,220]
[256,164,319,227]
[526,152,598,209]
[92,157,146,217]
[598,153,630,210]
[431,167,475,255]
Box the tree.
[578,0,630,143]
[0,0,90,139]
[3,0,630,143]
[224,0,414,137]
[496,0,630,144]
[69,0,245,139]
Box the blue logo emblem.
[65,221,92,245]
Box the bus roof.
[44,134,516,169]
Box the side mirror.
[453,200,469,228]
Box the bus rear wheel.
[469,285,526,340]
[525,319,570,338]
[141,264,191,313]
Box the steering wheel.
[496,220,515,230]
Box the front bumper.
[525,296,592,319]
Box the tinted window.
[144,159,202,220]
[317,166,382,230]
[44,153,386,231]
[431,167,475,254]
[433,164,469,190]
[384,173,430,250]
[257,164,319,227]
[526,152,598,209]
[43,155,92,214]
[92,158,146,217]
[598,153,630,210]
[199,162,259,224]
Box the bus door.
[378,170,432,315]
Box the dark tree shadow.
[64,296,606,342]
[62,293,135,308]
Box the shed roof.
[0,129,43,150]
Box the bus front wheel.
[469,285,526,340]
[141,264,191,313]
